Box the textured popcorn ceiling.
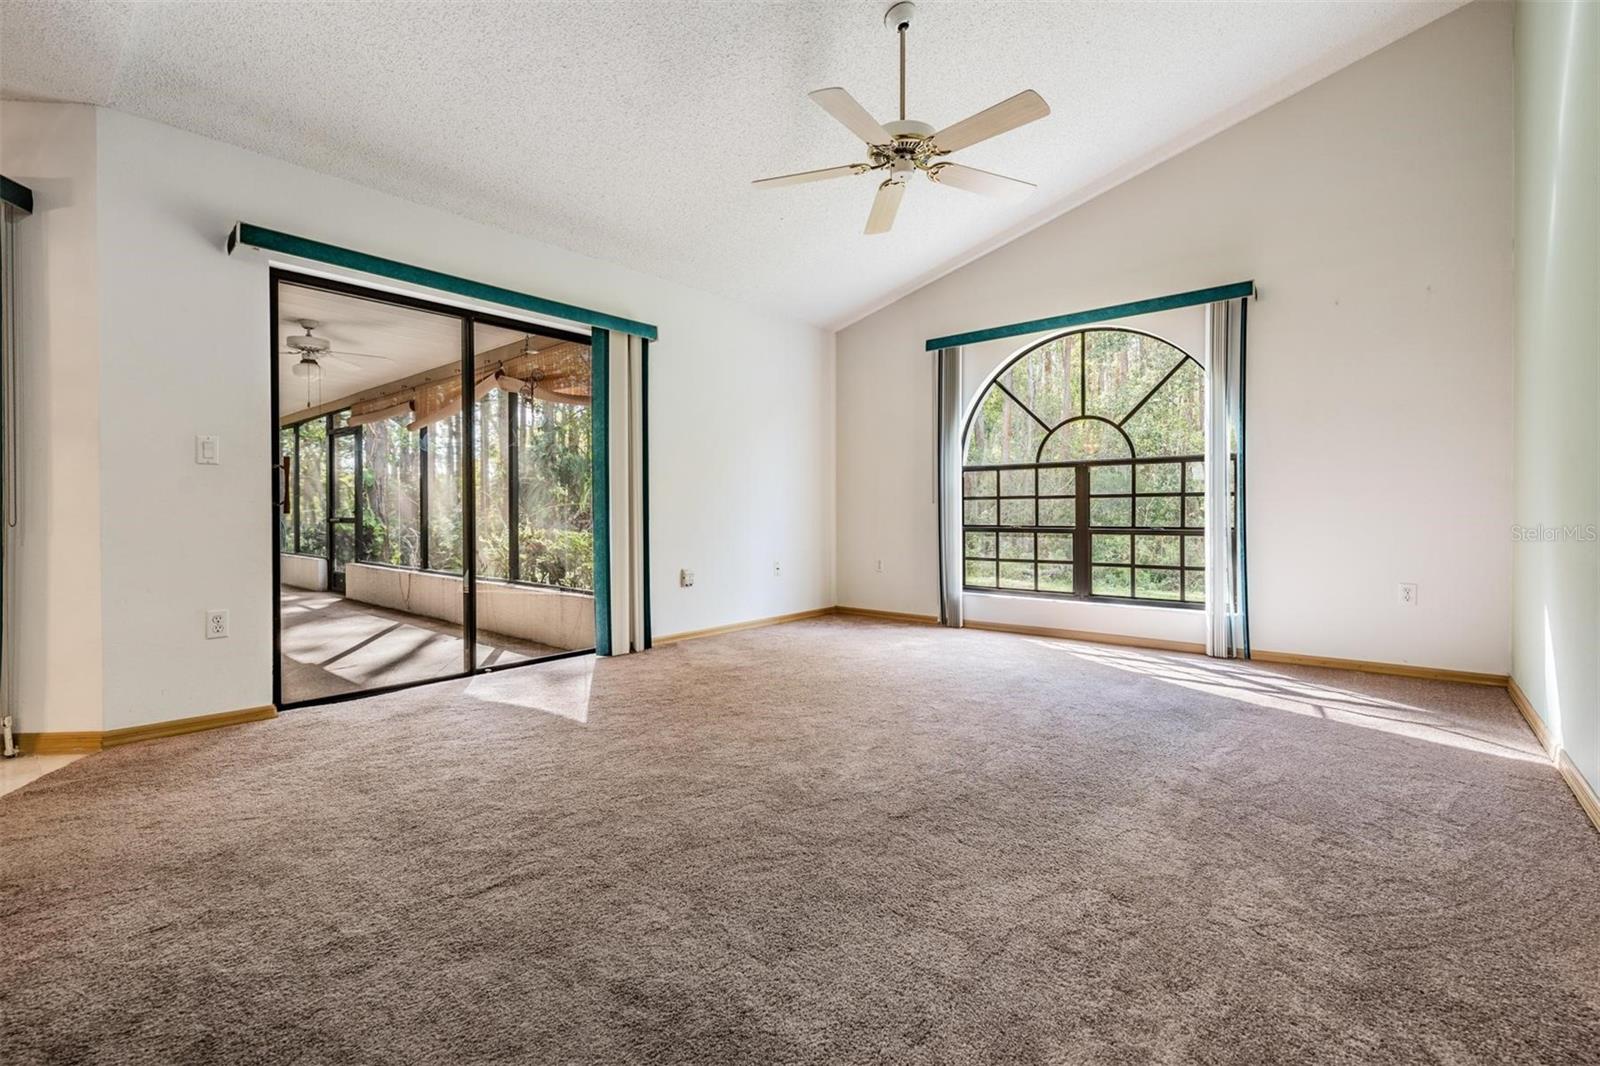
[1,0,1461,327]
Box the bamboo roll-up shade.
[408,373,500,433]
[500,340,592,405]
[474,373,502,401]
[339,338,595,433]
[408,377,458,431]
[529,383,591,407]
[347,398,414,426]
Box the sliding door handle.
[277,456,291,514]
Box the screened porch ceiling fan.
[279,319,394,380]
[754,1,1050,235]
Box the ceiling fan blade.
[809,87,894,146]
[325,349,395,362]
[931,89,1050,154]
[864,179,906,236]
[753,163,869,188]
[324,353,379,369]
[928,162,1036,201]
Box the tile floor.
[0,753,84,798]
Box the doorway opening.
[272,271,596,707]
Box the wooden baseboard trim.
[963,619,1206,654]
[1557,750,1600,836]
[655,608,834,645]
[17,705,277,755]
[833,606,940,625]
[103,705,277,748]
[16,731,104,755]
[1508,677,1600,837]
[1506,677,1552,752]
[655,605,938,645]
[1250,649,1508,687]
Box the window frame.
[273,282,596,597]
[960,327,1207,609]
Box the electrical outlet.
[773,561,782,577]
[679,568,695,588]
[205,609,229,639]
[1398,583,1418,607]
[195,434,220,465]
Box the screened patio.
[275,276,596,704]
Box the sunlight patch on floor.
[280,586,563,702]
[465,655,595,722]
[1,754,85,798]
[1034,639,1545,763]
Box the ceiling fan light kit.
[281,319,397,372]
[755,1,1050,235]
[281,318,402,408]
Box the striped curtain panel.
[594,330,650,655]
[936,346,965,627]
[1203,298,1249,658]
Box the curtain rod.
[925,281,1255,351]
[228,222,658,341]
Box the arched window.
[961,328,1207,605]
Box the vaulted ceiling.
[1,0,1461,327]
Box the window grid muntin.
[962,455,1206,606]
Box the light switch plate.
[195,434,220,465]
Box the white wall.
[837,1,1515,673]
[1510,0,1598,794]
[6,103,836,731]
[0,103,104,734]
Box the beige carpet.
[280,586,562,702]
[3,617,1597,1064]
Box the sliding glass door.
[470,323,596,670]
[273,271,596,707]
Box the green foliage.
[279,427,296,553]
[520,528,594,589]
[428,413,465,573]
[514,392,592,589]
[360,416,422,568]
[295,418,328,556]
[302,389,596,593]
[1123,360,1204,457]
[965,328,1200,466]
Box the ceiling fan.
[754,1,1050,234]
[279,319,394,380]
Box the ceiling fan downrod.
[888,1,914,122]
